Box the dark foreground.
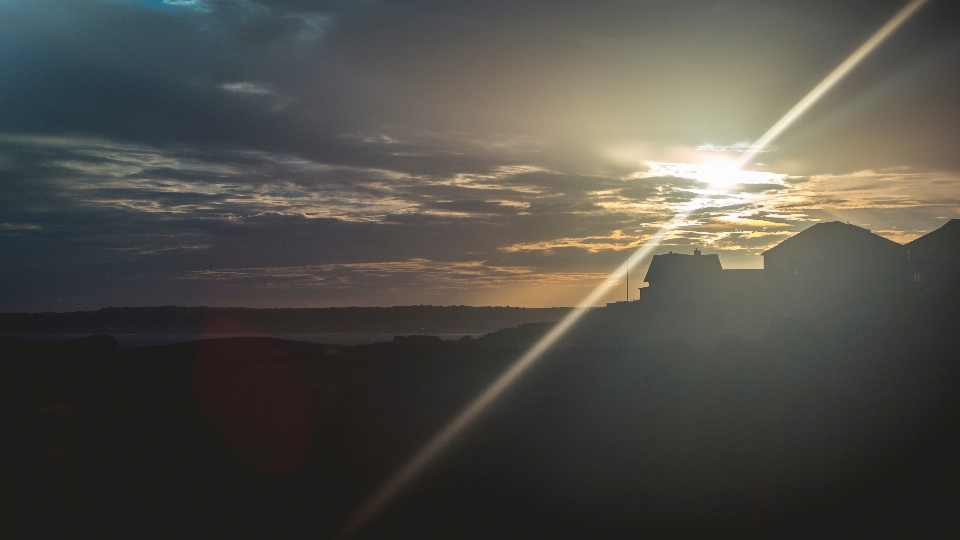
[2,294,960,539]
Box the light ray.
[339,1,931,536]
[734,0,930,169]
[337,206,699,538]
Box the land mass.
[0,305,573,336]
[2,283,960,538]
[3,220,960,537]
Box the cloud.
[696,141,762,153]
[221,82,275,95]
[6,130,957,308]
[184,258,610,288]
[159,0,208,10]
[2,0,960,309]
[774,169,960,211]
[0,222,43,231]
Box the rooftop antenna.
[626,270,629,301]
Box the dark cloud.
[1,0,958,309]
[3,0,957,163]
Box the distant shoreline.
[0,305,577,337]
[0,332,483,349]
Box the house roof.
[643,251,722,284]
[905,219,960,255]
[762,221,902,256]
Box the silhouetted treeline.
[0,305,572,335]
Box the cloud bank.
[2,0,958,309]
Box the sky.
[2,0,959,310]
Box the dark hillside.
[2,285,960,538]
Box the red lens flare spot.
[192,318,314,476]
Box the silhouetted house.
[720,269,767,294]
[643,248,722,298]
[635,249,772,342]
[906,219,960,289]
[763,221,908,314]
[643,249,768,299]
[630,219,958,332]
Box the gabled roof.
[905,219,960,255]
[643,251,722,284]
[762,221,902,256]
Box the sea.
[0,333,480,349]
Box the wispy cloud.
[0,222,43,231]
[3,131,958,308]
[184,258,612,292]
[220,82,274,95]
[696,141,761,153]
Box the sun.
[699,158,743,189]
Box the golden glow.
[337,208,698,539]
[338,1,932,536]
[700,158,743,188]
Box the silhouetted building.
[629,219,958,334]
[763,221,908,315]
[720,269,766,293]
[906,219,960,289]
[643,250,767,296]
[643,249,722,296]
[631,249,771,343]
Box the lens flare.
[700,158,742,188]
[337,209,698,539]
[734,0,930,169]
[339,1,931,535]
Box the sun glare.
[339,0,933,535]
[700,159,742,189]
